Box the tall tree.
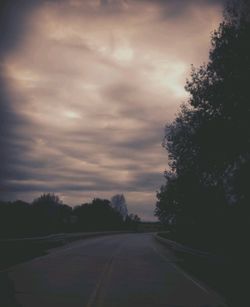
[111,194,128,220]
[155,0,250,239]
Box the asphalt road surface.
[7,233,226,307]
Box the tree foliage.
[111,194,128,220]
[155,0,250,243]
[73,198,125,231]
[0,193,139,238]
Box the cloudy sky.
[0,0,224,220]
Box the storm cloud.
[0,0,224,219]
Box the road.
[7,233,226,307]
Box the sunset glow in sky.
[0,0,224,220]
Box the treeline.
[0,193,140,238]
[155,0,250,253]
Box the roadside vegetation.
[0,193,141,238]
[155,0,250,256]
[155,1,249,305]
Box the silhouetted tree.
[155,172,179,226]
[111,194,128,220]
[73,198,125,231]
[0,194,140,238]
[31,193,72,235]
[155,0,250,246]
[32,193,63,207]
[0,200,31,238]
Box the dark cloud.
[100,0,225,17]
[0,0,38,55]
[0,0,42,192]
[133,0,225,8]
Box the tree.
[110,194,128,220]
[0,200,31,238]
[31,193,71,235]
[155,0,250,241]
[155,172,179,226]
[32,193,63,207]
[73,198,124,231]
